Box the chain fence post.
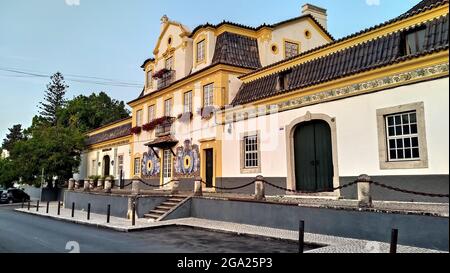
[132,176,141,195]
[357,174,373,208]
[194,176,203,197]
[254,175,266,201]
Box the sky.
[0,0,422,141]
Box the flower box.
[143,116,175,132]
[177,112,193,123]
[198,106,216,120]
[152,68,169,79]
[130,126,142,135]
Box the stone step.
[144,213,161,219]
[155,205,174,210]
[161,202,179,206]
[167,198,184,202]
[149,209,167,215]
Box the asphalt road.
[0,206,298,253]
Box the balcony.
[155,117,175,137]
[156,70,176,90]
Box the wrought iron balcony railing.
[156,70,176,90]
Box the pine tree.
[39,72,69,125]
[1,124,24,151]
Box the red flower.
[130,126,142,135]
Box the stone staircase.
[144,195,188,221]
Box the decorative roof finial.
[161,15,169,24]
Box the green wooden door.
[294,120,334,192]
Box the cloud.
[366,0,380,6]
[65,0,80,6]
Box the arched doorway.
[103,155,110,176]
[293,120,334,192]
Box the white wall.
[222,78,449,178]
[82,143,131,179]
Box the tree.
[39,72,69,125]
[1,124,24,151]
[59,92,130,132]
[0,158,18,188]
[9,123,85,187]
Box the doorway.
[294,120,334,192]
[204,149,213,188]
[162,150,172,185]
[103,155,110,177]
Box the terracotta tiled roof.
[240,0,449,79]
[404,0,444,16]
[188,14,334,41]
[86,122,132,146]
[144,135,179,149]
[212,32,262,69]
[231,14,449,106]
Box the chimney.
[302,3,327,30]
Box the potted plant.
[198,106,216,120]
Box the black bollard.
[46,201,49,214]
[57,201,61,215]
[132,202,136,226]
[107,204,111,223]
[71,202,75,218]
[36,201,40,212]
[299,220,305,254]
[21,200,24,209]
[390,229,398,254]
[87,203,91,220]
[27,201,30,211]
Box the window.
[203,84,214,107]
[146,70,153,88]
[117,155,124,176]
[134,157,141,175]
[148,105,155,122]
[184,91,192,113]
[240,132,261,173]
[276,70,291,91]
[376,102,428,169]
[386,112,420,161]
[164,99,172,117]
[284,41,299,58]
[197,39,205,63]
[165,56,174,70]
[405,28,426,55]
[244,135,259,168]
[136,109,143,126]
[91,160,97,175]
[163,150,172,179]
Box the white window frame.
[197,39,205,63]
[136,109,143,126]
[203,84,214,107]
[240,131,261,174]
[377,102,428,170]
[117,155,124,176]
[184,91,192,113]
[385,112,420,162]
[165,56,174,70]
[164,99,172,117]
[148,105,155,122]
[163,150,172,179]
[146,70,153,88]
[134,157,141,175]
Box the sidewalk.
[15,204,445,253]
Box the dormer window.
[276,70,291,91]
[405,27,426,55]
[165,56,174,70]
[146,70,153,88]
[197,39,206,63]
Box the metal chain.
[262,180,359,194]
[138,178,173,188]
[200,180,257,190]
[370,181,449,198]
